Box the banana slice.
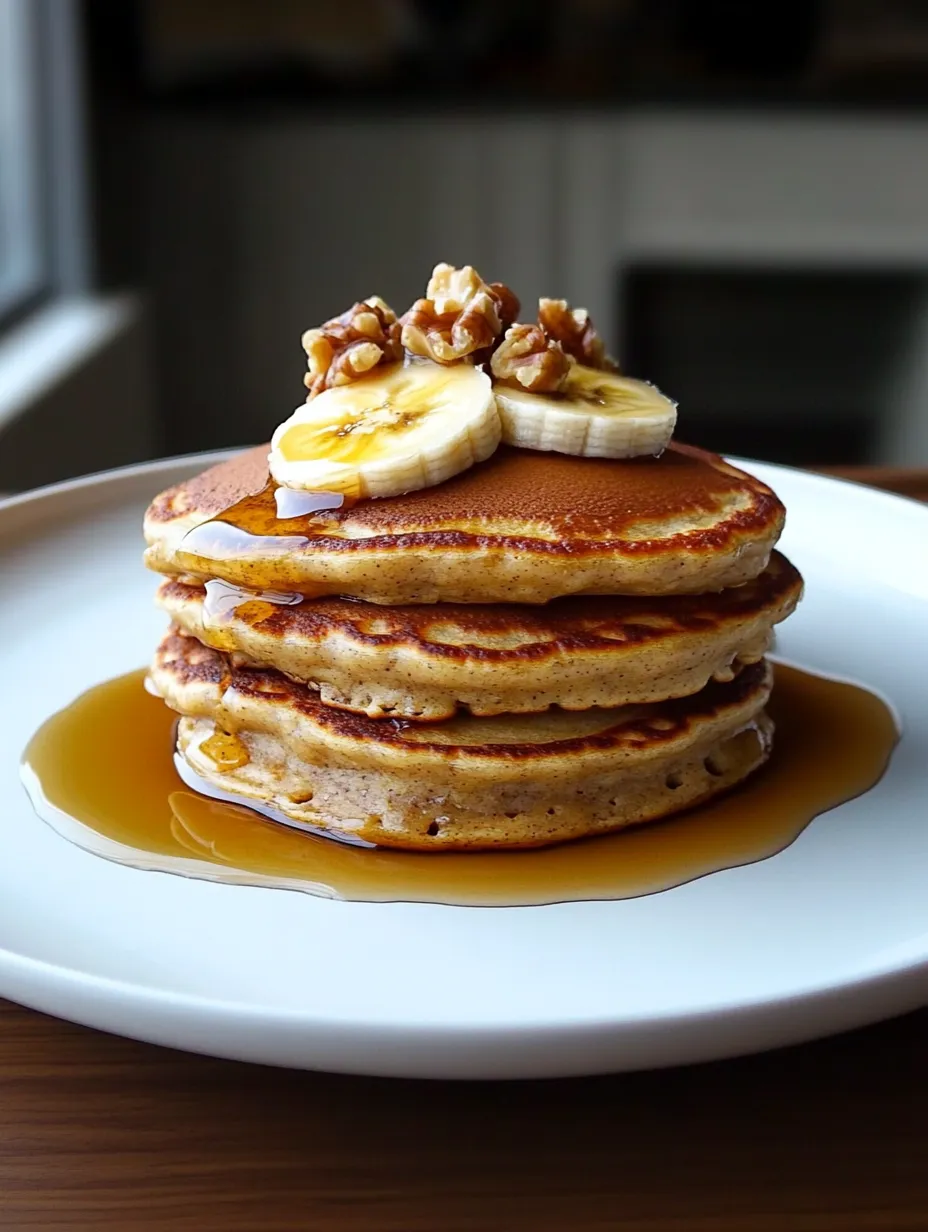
[269,362,500,498]
[494,363,677,459]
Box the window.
[0,0,44,319]
[0,0,87,326]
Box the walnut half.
[400,263,520,364]
[302,297,402,398]
[490,323,570,393]
[537,298,617,370]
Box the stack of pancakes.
[144,442,801,850]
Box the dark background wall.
[81,0,928,467]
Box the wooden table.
[2,467,926,1232]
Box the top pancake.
[144,442,785,604]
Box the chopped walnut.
[302,298,402,398]
[490,323,570,393]
[425,264,520,331]
[426,263,484,315]
[488,281,520,333]
[400,263,520,364]
[400,292,499,364]
[537,297,618,370]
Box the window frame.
[0,0,46,323]
[0,0,89,331]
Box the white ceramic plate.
[0,453,926,1079]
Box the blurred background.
[3,0,928,491]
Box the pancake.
[152,629,773,850]
[156,551,802,720]
[144,442,785,604]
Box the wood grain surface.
[1,467,926,1232]
[0,1000,926,1232]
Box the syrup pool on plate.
[21,663,899,907]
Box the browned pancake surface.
[153,628,770,763]
[147,442,782,555]
[160,551,800,664]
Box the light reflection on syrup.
[202,580,302,644]
[20,663,899,907]
[274,487,348,519]
[203,579,302,619]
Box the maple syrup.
[196,729,251,772]
[21,663,898,907]
[199,579,303,651]
[177,481,354,581]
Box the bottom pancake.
[152,629,774,850]
[176,710,772,850]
